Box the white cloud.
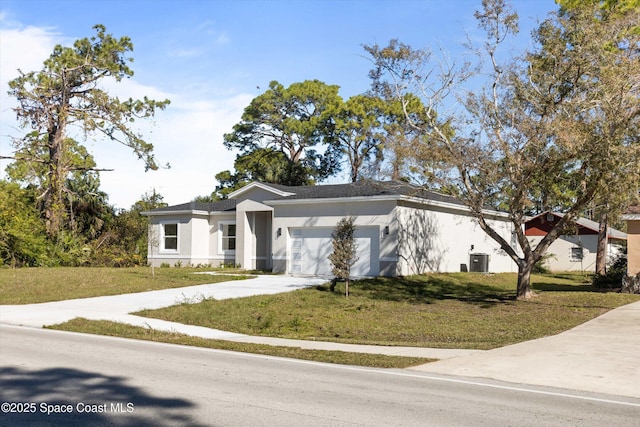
[0,23,62,180]
[0,25,59,78]
[91,92,252,209]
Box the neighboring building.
[621,206,640,276]
[143,180,517,276]
[524,212,627,272]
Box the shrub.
[592,251,627,289]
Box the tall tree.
[554,0,640,275]
[5,24,170,239]
[332,95,386,182]
[332,94,428,182]
[223,80,343,186]
[6,138,112,240]
[364,0,640,299]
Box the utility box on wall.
[469,253,490,273]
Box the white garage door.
[289,227,380,277]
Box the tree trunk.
[44,129,66,239]
[516,260,535,300]
[345,278,350,298]
[595,210,608,276]
[350,165,359,183]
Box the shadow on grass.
[0,366,204,426]
[531,282,595,292]
[319,276,514,307]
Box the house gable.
[525,211,626,240]
[525,212,597,236]
[228,182,295,203]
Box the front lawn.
[48,318,433,369]
[0,267,251,304]
[134,272,639,350]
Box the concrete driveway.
[0,275,327,328]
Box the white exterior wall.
[270,200,397,275]
[270,198,516,276]
[147,215,192,267]
[147,212,236,267]
[208,214,236,266]
[394,204,516,275]
[187,215,210,265]
[528,235,623,272]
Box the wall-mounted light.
[276,228,282,238]
[470,244,475,252]
[384,226,390,235]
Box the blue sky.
[0,0,558,209]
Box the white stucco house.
[143,181,517,276]
[524,211,627,272]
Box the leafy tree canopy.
[214,147,313,198]
[365,0,639,298]
[223,80,343,186]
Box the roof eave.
[142,209,210,217]
[228,182,296,199]
[264,194,401,206]
[622,214,640,221]
[264,194,508,217]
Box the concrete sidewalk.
[410,300,640,398]
[1,274,639,398]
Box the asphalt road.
[1,325,638,427]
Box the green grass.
[48,318,433,368]
[9,268,639,366]
[0,267,251,304]
[134,272,639,350]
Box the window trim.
[160,222,179,253]
[218,220,237,255]
[569,246,584,262]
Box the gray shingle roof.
[263,180,465,205]
[148,180,465,213]
[148,199,236,213]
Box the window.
[162,223,178,251]
[570,247,584,262]
[219,222,236,253]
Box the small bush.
[221,262,241,269]
[592,251,627,289]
